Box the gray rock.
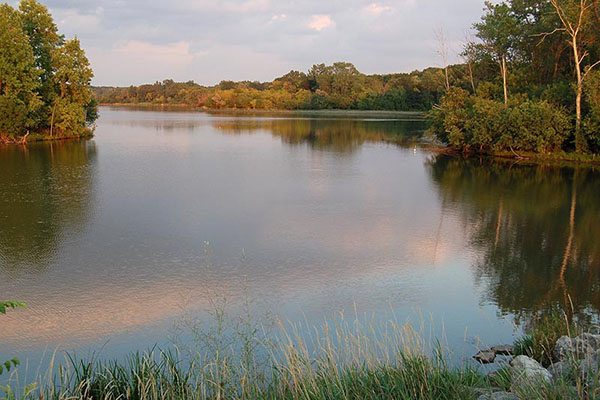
[477,392,521,400]
[468,386,503,397]
[582,333,600,350]
[510,355,552,389]
[547,361,573,381]
[554,336,594,361]
[474,350,497,364]
[491,345,514,356]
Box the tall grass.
[3,302,599,399]
[2,303,493,400]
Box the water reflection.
[212,118,426,152]
[0,141,96,274]
[427,155,600,319]
[1,108,599,368]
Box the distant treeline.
[93,63,461,111]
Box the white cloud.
[270,13,286,22]
[42,0,487,86]
[308,14,334,31]
[365,3,392,15]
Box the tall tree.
[51,37,94,136]
[475,2,520,104]
[0,4,40,137]
[544,0,600,152]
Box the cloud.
[364,3,392,15]
[270,13,287,22]
[114,41,205,64]
[41,0,487,86]
[308,14,335,31]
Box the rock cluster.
[473,333,600,400]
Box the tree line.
[429,0,600,155]
[0,0,98,142]
[93,63,448,112]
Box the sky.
[31,0,488,86]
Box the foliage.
[428,0,600,155]
[0,1,96,140]
[93,64,447,112]
[584,70,600,154]
[429,88,571,153]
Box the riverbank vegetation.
[0,0,97,143]
[2,305,599,399]
[429,0,600,156]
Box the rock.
[547,361,573,381]
[581,333,600,350]
[468,386,503,397]
[554,336,594,361]
[474,350,497,364]
[477,391,521,400]
[510,355,552,389]
[491,345,514,356]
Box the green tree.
[0,4,40,138]
[474,1,521,104]
[50,37,95,136]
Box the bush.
[429,89,572,154]
[584,70,600,154]
[0,95,28,137]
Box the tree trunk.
[502,56,508,105]
[50,101,57,137]
[468,61,476,93]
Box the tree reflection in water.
[0,140,96,273]
[427,155,600,323]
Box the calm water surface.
[1,107,599,368]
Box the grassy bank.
[3,307,598,400]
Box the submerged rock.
[474,350,497,364]
[491,345,514,356]
[510,355,551,388]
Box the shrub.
[429,90,572,154]
[0,95,28,137]
[584,70,600,154]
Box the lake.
[1,107,599,371]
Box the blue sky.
[35,0,487,86]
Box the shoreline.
[421,144,600,166]
[0,132,94,146]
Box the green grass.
[513,308,579,367]
[3,306,599,399]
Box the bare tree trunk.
[501,56,508,105]
[50,102,57,137]
[468,61,476,93]
[435,27,451,91]
[573,38,585,151]
[546,0,600,152]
